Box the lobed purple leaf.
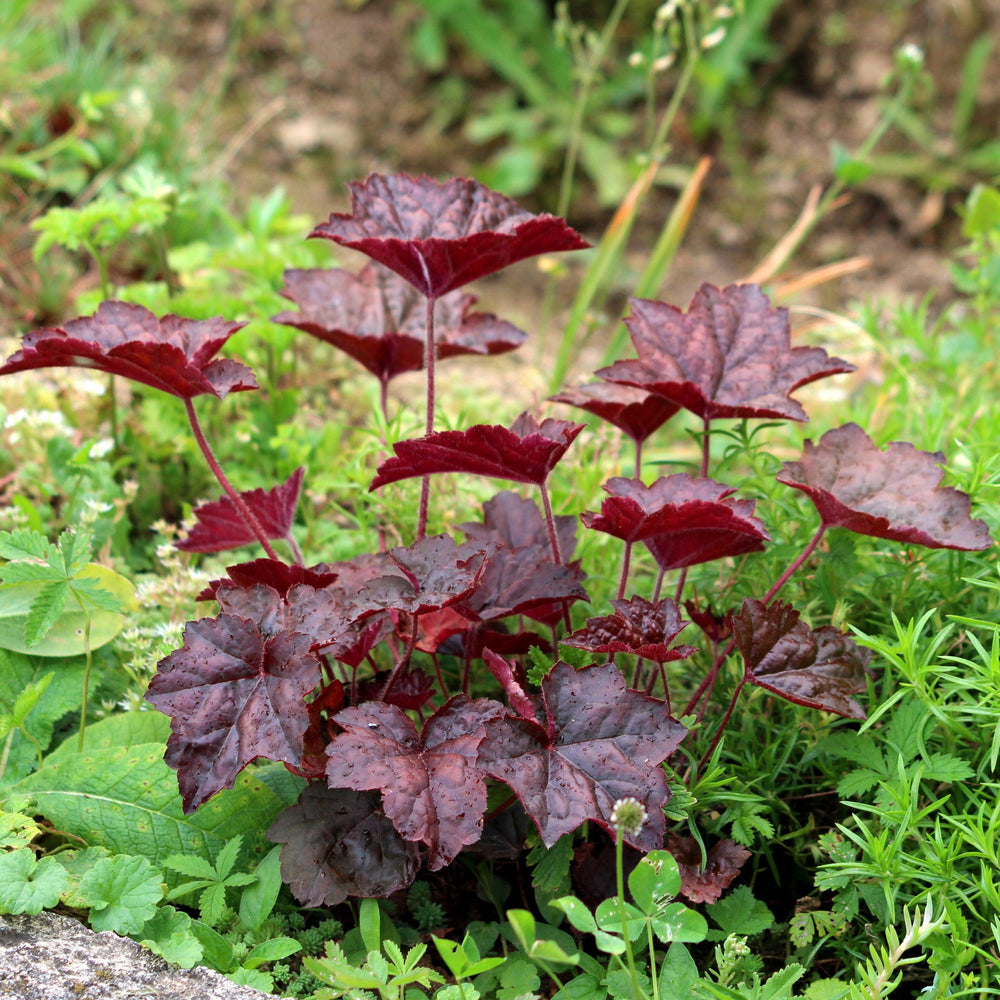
[273,264,526,385]
[599,284,854,421]
[0,301,257,399]
[325,697,509,869]
[177,468,305,553]
[777,422,992,550]
[146,614,323,811]
[732,598,873,719]
[310,173,589,298]
[267,786,420,906]
[582,475,770,571]
[371,415,585,491]
[478,661,686,850]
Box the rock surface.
[0,912,274,1000]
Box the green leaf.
[162,854,220,882]
[830,142,872,184]
[238,844,283,931]
[921,752,974,784]
[963,185,1000,238]
[229,967,274,992]
[213,832,244,880]
[561,972,607,1000]
[594,898,645,942]
[77,854,164,934]
[0,563,134,657]
[0,850,70,914]
[836,768,882,799]
[527,831,574,894]
[0,650,86,784]
[243,936,302,969]
[650,902,708,944]
[659,942,699,1000]
[359,897,383,954]
[705,886,774,939]
[10,672,54,726]
[198,883,229,927]
[16,741,289,882]
[0,530,53,561]
[190,919,234,972]
[137,904,203,969]
[628,849,681,913]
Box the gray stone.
[0,912,275,1000]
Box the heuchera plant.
[3,173,991,908]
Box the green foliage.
[16,716,301,878]
[75,853,164,934]
[0,849,70,914]
[0,527,133,655]
[163,833,257,926]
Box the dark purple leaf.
[732,599,873,719]
[273,264,526,384]
[482,649,538,722]
[562,596,696,664]
[684,599,734,644]
[598,284,854,421]
[777,423,992,550]
[549,382,680,443]
[0,301,257,399]
[146,614,323,810]
[462,490,579,560]
[178,468,305,553]
[352,535,493,618]
[196,559,339,603]
[666,836,751,904]
[371,415,585,491]
[582,475,770,571]
[325,697,508,869]
[352,666,436,710]
[267,786,420,906]
[310,173,590,298]
[478,661,687,850]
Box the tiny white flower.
[701,26,727,49]
[88,438,115,459]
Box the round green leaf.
[0,564,135,657]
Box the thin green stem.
[77,607,92,752]
[184,397,280,561]
[556,0,633,219]
[615,826,647,1000]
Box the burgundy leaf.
[352,535,493,618]
[684,599,734,644]
[178,468,305,553]
[371,415,585,491]
[549,382,680,443]
[483,649,538,722]
[462,490,579,560]
[0,300,257,399]
[478,661,687,850]
[310,173,590,298]
[666,835,751,904]
[352,666,436,711]
[777,423,992,550]
[598,284,854,421]
[267,786,420,906]
[325,697,508,869]
[273,264,526,384]
[562,596,696,664]
[582,475,770,571]
[146,614,323,811]
[732,599,873,719]
[196,559,339,603]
